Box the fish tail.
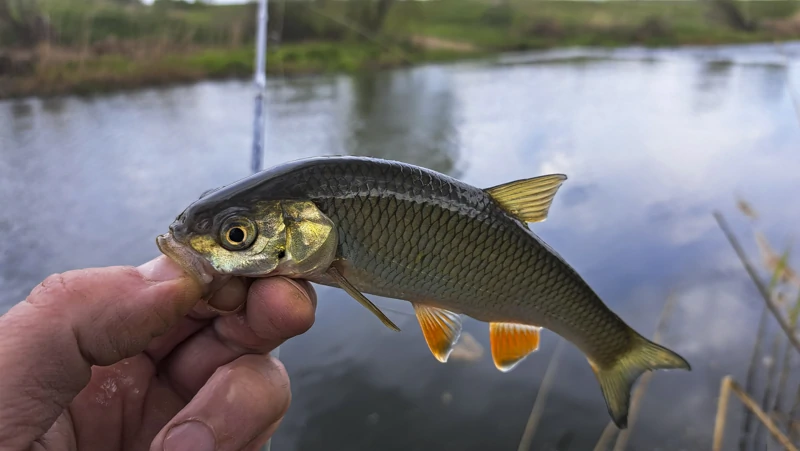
[590,333,690,429]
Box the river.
[2,43,800,450]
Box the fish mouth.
[156,232,231,297]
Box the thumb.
[0,256,203,448]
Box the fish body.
[158,156,690,428]
[255,158,623,362]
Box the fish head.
[157,195,337,282]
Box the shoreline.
[2,35,797,101]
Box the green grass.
[387,0,800,49]
[12,0,800,50]
[3,41,419,98]
[3,0,800,98]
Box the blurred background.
[2,0,800,450]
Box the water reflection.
[346,68,462,177]
[753,63,789,103]
[694,60,735,112]
[8,100,34,136]
[10,101,32,118]
[2,42,800,450]
[41,97,66,115]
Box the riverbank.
[2,0,800,99]
[0,40,485,98]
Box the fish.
[156,155,690,428]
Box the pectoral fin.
[327,266,400,332]
[489,322,542,372]
[485,174,567,223]
[413,304,462,362]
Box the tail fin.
[590,334,690,429]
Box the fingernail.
[138,256,187,283]
[163,421,215,451]
[205,278,247,315]
[205,301,246,316]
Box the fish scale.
[291,159,630,366]
[162,155,690,428]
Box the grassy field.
[2,0,800,98]
[389,0,800,48]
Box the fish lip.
[156,232,230,297]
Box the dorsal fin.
[485,174,567,223]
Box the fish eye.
[228,227,246,243]
[219,216,257,251]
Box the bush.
[0,0,51,46]
[273,2,346,42]
[480,3,513,27]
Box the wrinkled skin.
[0,256,316,451]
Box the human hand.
[0,255,316,451]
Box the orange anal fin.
[413,304,462,363]
[490,322,542,372]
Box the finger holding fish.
[160,277,316,399]
[144,277,252,363]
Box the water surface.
[2,43,800,450]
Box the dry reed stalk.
[714,212,800,354]
[714,376,734,451]
[790,383,800,443]
[517,338,566,451]
[773,336,794,420]
[771,292,799,429]
[741,306,769,451]
[593,420,618,451]
[746,218,797,448]
[787,295,800,443]
[754,333,784,450]
[756,233,800,290]
[714,375,798,451]
[752,243,793,449]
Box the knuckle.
[119,265,143,282]
[226,354,290,395]
[26,272,83,307]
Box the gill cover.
[273,201,338,277]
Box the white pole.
[251,2,275,451]
[251,0,268,173]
